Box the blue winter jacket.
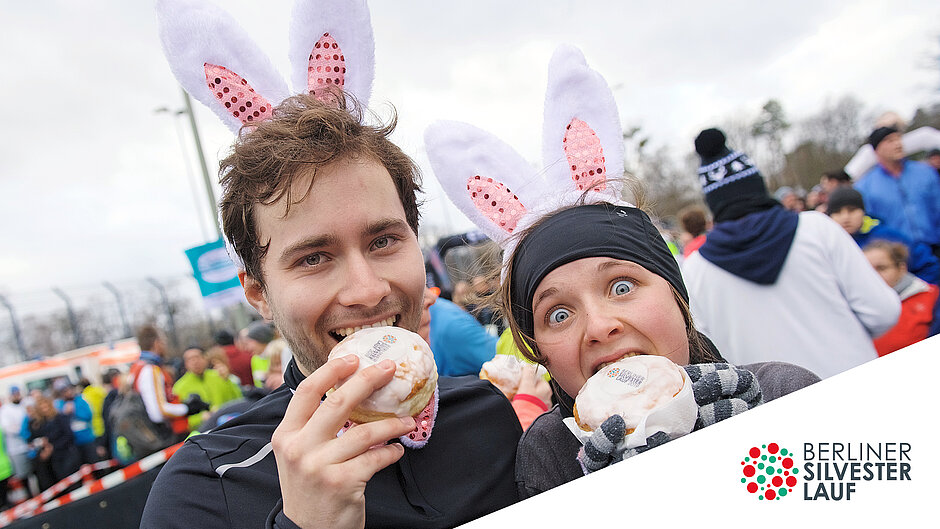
[855,160,940,247]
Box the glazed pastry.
[479,354,524,399]
[573,355,686,434]
[328,326,438,423]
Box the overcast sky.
[1,0,937,316]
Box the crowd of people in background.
[673,121,940,369]
[0,318,296,508]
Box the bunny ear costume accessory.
[156,0,376,267]
[157,0,375,132]
[424,45,632,274]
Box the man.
[214,329,253,387]
[854,127,940,259]
[0,388,31,495]
[172,347,243,430]
[826,186,939,285]
[241,321,276,387]
[677,205,710,258]
[682,128,900,379]
[141,96,521,529]
[132,325,209,442]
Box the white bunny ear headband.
[156,0,376,267]
[424,45,632,272]
[157,0,375,131]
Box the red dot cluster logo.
[382,334,397,344]
[741,443,799,500]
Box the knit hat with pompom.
[694,128,777,222]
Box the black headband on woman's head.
[509,203,688,340]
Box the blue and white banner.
[468,336,939,528]
[184,238,244,310]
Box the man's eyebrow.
[277,234,338,266]
[533,287,559,313]
[363,218,410,238]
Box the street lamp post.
[180,88,222,238]
[156,87,223,241]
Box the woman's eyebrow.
[596,259,641,273]
[533,287,559,312]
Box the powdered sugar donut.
[479,354,524,398]
[573,355,686,434]
[327,327,438,423]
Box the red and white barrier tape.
[0,442,182,527]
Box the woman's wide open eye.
[548,307,571,324]
[610,279,635,296]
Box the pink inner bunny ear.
[205,63,275,125]
[307,33,346,106]
[467,176,528,234]
[564,118,607,192]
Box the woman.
[498,202,820,498]
[423,45,821,499]
[28,395,81,490]
[863,239,939,355]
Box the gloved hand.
[184,394,211,416]
[683,363,762,430]
[577,363,763,474]
[577,415,672,473]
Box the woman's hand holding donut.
[272,355,416,529]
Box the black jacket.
[141,359,522,528]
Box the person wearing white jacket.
[683,129,900,379]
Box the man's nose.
[336,253,391,307]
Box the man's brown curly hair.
[219,93,421,285]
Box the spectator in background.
[813,170,853,213]
[100,369,122,460]
[79,377,108,460]
[0,424,13,510]
[53,381,98,464]
[133,325,209,443]
[28,395,81,491]
[854,126,940,260]
[826,186,939,285]
[773,186,804,212]
[242,321,276,387]
[214,329,253,387]
[0,388,31,496]
[927,148,940,177]
[821,169,852,193]
[844,111,940,179]
[683,128,900,379]
[465,275,503,335]
[677,205,710,257]
[422,287,499,376]
[451,280,472,309]
[262,341,287,391]
[172,347,243,431]
[864,240,939,355]
[206,347,241,386]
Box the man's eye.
[373,236,390,249]
[610,279,635,296]
[373,235,399,251]
[303,254,321,266]
[549,308,570,324]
